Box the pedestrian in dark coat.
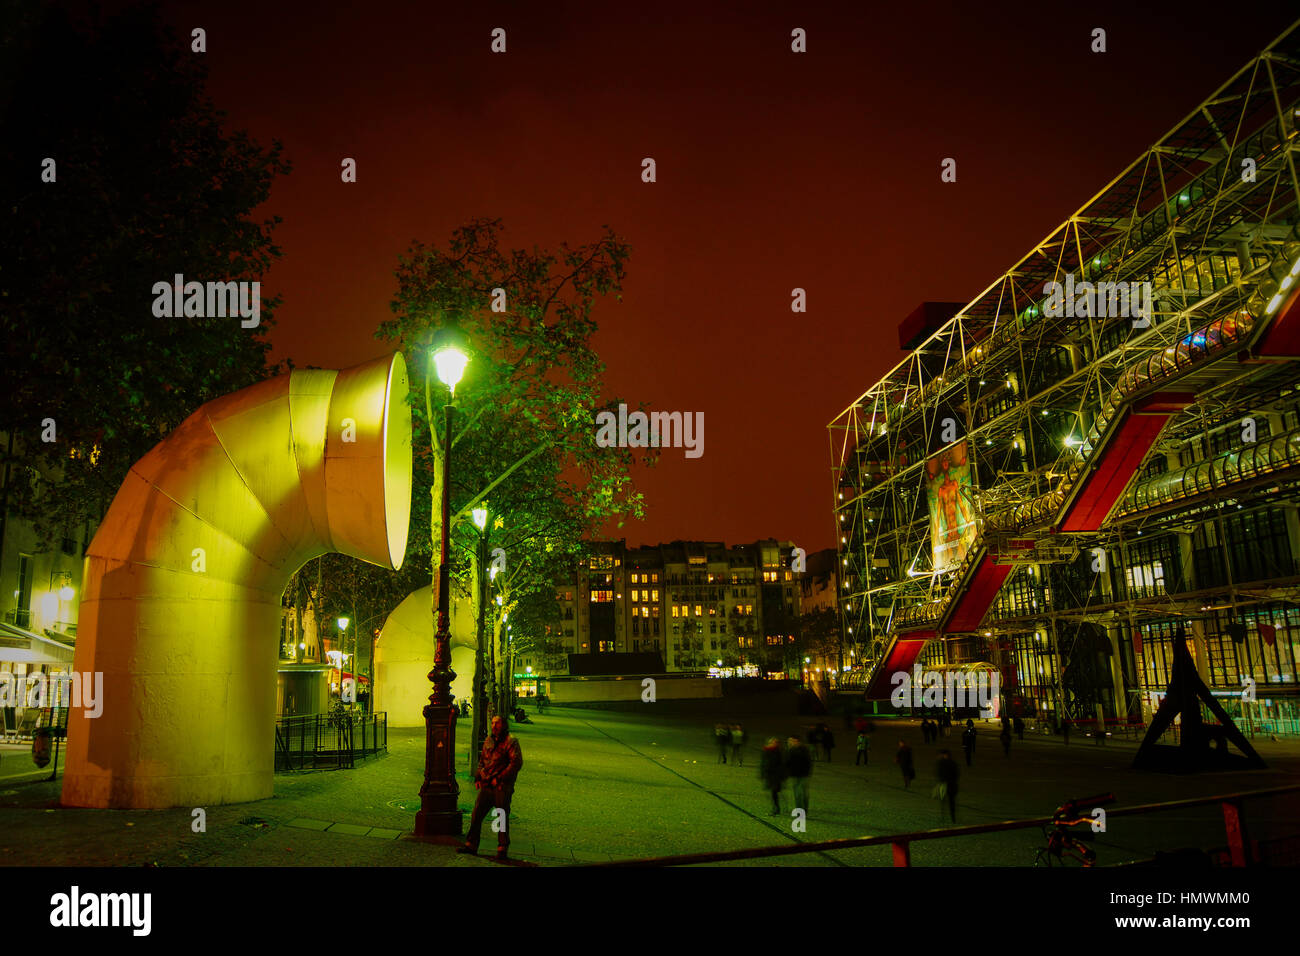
[999,725,1012,756]
[961,721,976,766]
[459,715,523,860]
[715,723,730,763]
[934,749,960,822]
[895,740,915,789]
[1013,716,1024,741]
[759,738,787,815]
[786,736,813,813]
[821,726,835,762]
[855,732,869,766]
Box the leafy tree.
[376,218,646,762]
[0,3,289,544]
[792,606,842,678]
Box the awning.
[0,623,76,665]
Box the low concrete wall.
[549,675,721,704]
[546,675,799,715]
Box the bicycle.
[1033,792,1115,867]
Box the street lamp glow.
[472,507,488,530]
[431,327,470,395]
[337,617,350,631]
[59,585,75,601]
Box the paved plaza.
[1,707,1297,867]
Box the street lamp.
[337,618,351,701]
[415,325,470,839]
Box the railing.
[589,784,1300,868]
[274,711,387,772]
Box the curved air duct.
[62,354,411,809]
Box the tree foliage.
[0,3,289,543]
[375,218,648,714]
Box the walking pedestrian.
[715,723,730,763]
[759,737,787,815]
[458,714,523,861]
[999,724,1012,756]
[787,735,812,814]
[730,723,747,766]
[934,749,960,823]
[1013,716,1024,741]
[821,725,835,762]
[808,724,822,762]
[855,731,869,766]
[895,740,915,789]
[961,720,976,767]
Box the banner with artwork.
[926,440,977,572]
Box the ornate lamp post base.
[413,698,463,839]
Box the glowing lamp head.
[472,507,488,530]
[59,585,75,601]
[431,325,470,395]
[337,617,350,632]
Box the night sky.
[138,1,1297,551]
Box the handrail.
[587,784,1300,867]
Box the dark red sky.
[149,0,1296,551]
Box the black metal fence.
[274,711,387,772]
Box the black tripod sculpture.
[1132,628,1266,773]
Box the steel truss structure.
[830,21,1300,727]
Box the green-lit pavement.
[2,706,1297,866]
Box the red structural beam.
[945,555,1013,632]
[865,631,934,699]
[1060,394,1192,532]
[1259,283,1300,357]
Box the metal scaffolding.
[829,20,1300,726]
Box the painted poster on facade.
[926,440,977,572]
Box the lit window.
[672,606,679,618]
[695,605,703,617]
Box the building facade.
[830,26,1300,734]
[531,539,807,679]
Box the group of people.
[918,712,952,742]
[714,723,748,764]
[758,735,814,815]
[890,734,962,822]
[807,723,835,761]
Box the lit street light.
[415,324,469,839]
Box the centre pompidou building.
[830,22,1300,735]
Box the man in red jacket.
[458,714,523,861]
